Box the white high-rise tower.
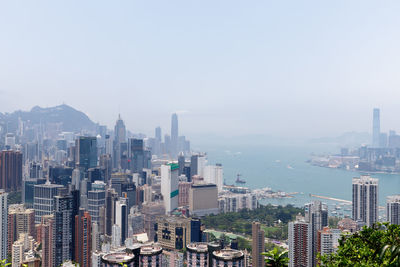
[161,163,179,214]
[352,175,379,227]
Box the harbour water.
[201,143,400,216]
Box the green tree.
[320,222,400,266]
[0,259,10,267]
[262,247,288,267]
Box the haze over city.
[2,1,400,138]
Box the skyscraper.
[75,136,98,171]
[288,219,312,267]
[352,175,379,227]
[87,182,106,223]
[372,108,380,147]
[0,150,23,191]
[54,195,74,266]
[41,215,55,267]
[304,201,328,267]
[155,127,162,143]
[114,114,126,145]
[171,113,178,156]
[161,163,179,214]
[317,227,342,256]
[190,154,206,182]
[252,222,265,267]
[33,182,64,224]
[128,138,151,174]
[114,115,126,169]
[74,210,92,267]
[204,164,224,192]
[387,195,400,225]
[115,198,128,245]
[105,188,118,237]
[7,204,35,255]
[0,190,7,261]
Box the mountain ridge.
[0,104,98,133]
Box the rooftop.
[102,252,135,263]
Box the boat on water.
[235,174,246,184]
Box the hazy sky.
[1,1,400,138]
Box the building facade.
[252,222,265,267]
[387,195,400,225]
[288,220,312,267]
[352,175,379,227]
[161,163,179,214]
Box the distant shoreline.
[309,161,400,176]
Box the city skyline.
[2,1,400,137]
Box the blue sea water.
[201,143,400,215]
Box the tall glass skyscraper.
[76,136,98,171]
[171,113,179,156]
[372,108,380,147]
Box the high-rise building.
[189,184,219,216]
[101,252,135,267]
[288,219,312,267]
[190,154,206,182]
[33,182,64,224]
[105,188,118,237]
[161,163,179,214]
[252,222,265,267]
[178,181,192,207]
[387,195,400,225]
[111,224,121,248]
[203,164,223,192]
[352,175,379,227]
[92,222,100,252]
[178,153,185,176]
[41,215,55,267]
[7,204,35,255]
[74,210,92,267]
[12,238,24,267]
[88,183,106,223]
[212,249,244,266]
[76,136,98,171]
[155,126,162,143]
[304,201,328,267]
[171,113,179,156]
[54,195,74,266]
[114,115,126,169]
[142,202,166,241]
[317,227,342,256]
[155,216,193,250]
[186,243,208,267]
[0,150,23,191]
[114,114,126,145]
[128,138,151,174]
[372,108,380,148]
[139,244,163,267]
[115,198,128,245]
[0,191,7,261]
[105,134,113,156]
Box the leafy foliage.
[321,222,400,267]
[0,259,10,267]
[262,247,289,267]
